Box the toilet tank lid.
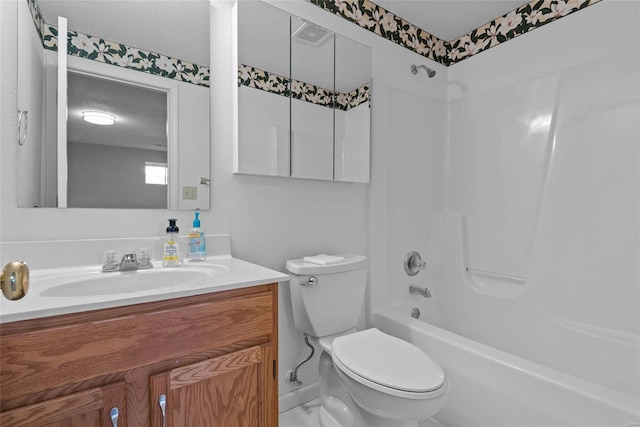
[286,255,368,275]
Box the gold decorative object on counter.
[1,261,29,300]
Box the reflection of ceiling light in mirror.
[82,111,116,125]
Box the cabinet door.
[0,381,126,427]
[150,346,270,427]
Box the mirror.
[235,0,371,183]
[236,0,291,177]
[334,34,371,183]
[290,16,335,181]
[16,0,211,209]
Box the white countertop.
[1,255,289,324]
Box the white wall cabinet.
[234,1,370,183]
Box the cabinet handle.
[110,407,118,427]
[159,394,167,427]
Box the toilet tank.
[286,255,368,337]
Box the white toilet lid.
[332,328,445,393]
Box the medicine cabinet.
[234,0,371,183]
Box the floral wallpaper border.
[336,84,370,112]
[448,0,602,63]
[26,0,45,40]
[24,0,209,87]
[308,0,602,66]
[42,25,210,87]
[238,64,370,111]
[309,0,450,65]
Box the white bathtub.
[372,306,640,427]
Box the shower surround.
[370,0,639,424]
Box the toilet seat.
[331,328,446,399]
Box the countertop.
[1,255,289,323]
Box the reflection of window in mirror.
[145,162,168,186]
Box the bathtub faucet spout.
[409,285,431,298]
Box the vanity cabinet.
[0,381,126,427]
[149,345,271,427]
[0,283,278,427]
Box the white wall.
[67,142,168,209]
[425,0,640,399]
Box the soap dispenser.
[187,211,207,261]
[163,219,181,267]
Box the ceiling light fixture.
[82,111,116,126]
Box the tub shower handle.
[404,251,426,276]
[301,276,318,286]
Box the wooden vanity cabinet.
[0,381,126,427]
[0,283,278,427]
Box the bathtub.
[372,306,640,427]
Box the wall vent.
[292,21,332,47]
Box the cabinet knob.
[1,261,29,300]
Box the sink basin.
[40,264,229,297]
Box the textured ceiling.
[67,72,167,151]
[38,0,535,64]
[373,0,530,41]
[39,0,210,66]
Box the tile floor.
[279,399,322,427]
[279,399,446,427]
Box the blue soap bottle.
[187,211,207,261]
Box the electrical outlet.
[182,186,197,200]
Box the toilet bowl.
[286,255,447,426]
[331,328,447,422]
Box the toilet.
[286,255,447,427]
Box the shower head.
[411,64,436,78]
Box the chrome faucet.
[409,285,431,298]
[102,250,153,272]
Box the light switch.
[182,186,197,200]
